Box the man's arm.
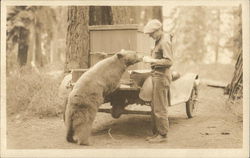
[151,58,173,68]
[143,56,173,68]
[154,35,173,68]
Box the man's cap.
[143,19,162,34]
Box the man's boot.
[145,134,158,141]
[148,134,167,143]
[145,129,158,141]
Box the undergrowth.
[7,65,65,118]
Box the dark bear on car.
[64,50,141,145]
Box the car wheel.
[186,87,198,118]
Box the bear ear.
[117,50,124,59]
[117,53,123,59]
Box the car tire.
[186,87,198,118]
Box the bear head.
[116,49,142,67]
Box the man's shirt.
[151,33,173,84]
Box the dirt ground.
[6,84,242,149]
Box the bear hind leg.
[72,107,98,146]
[64,104,76,143]
[66,123,75,143]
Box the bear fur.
[64,50,141,145]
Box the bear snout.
[136,55,143,62]
[136,52,144,62]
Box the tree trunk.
[225,48,243,100]
[27,24,35,66]
[214,9,220,63]
[89,6,113,25]
[233,5,242,60]
[225,6,242,100]
[17,27,29,66]
[35,28,43,67]
[152,6,163,22]
[139,6,163,25]
[111,6,137,24]
[111,6,162,25]
[65,6,89,72]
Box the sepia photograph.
[1,0,249,157]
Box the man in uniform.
[143,19,173,143]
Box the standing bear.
[64,50,142,145]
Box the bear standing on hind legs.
[64,50,142,145]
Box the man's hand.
[143,56,157,63]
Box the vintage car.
[105,70,199,119]
[61,68,199,119]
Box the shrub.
[7,65,65,118]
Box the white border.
[0,0,245,6]
[1,0,7,156]
[242,0,250,156]
[1,0,249,158]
